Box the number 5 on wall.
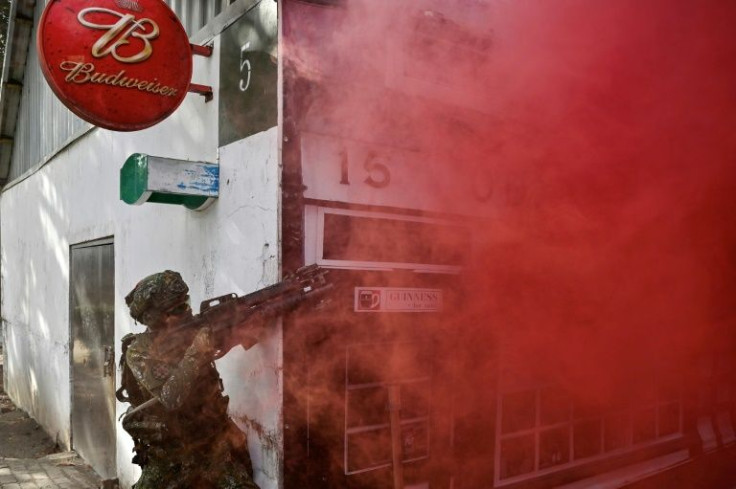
[239,41,252,92]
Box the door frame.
[68,236,115,474]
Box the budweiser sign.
[37,0,193,131]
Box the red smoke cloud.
[284,0,736,485]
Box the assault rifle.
[184,264,331,355]
[122,265,331,419]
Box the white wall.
[0,33,282,489]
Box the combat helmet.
[125,270,190,326]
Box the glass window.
[344,342,432,475]
[347,387,388,428]
[500,435,535,479]
[632,408,657,444]
[496,373,683,483]
[323,213,468,267]
[573,419,602,460]
[401,421,429,461]
[539,426,570,469]
[604,413,630,452]
[346,429,392,473]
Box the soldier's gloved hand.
[186,326,215,360]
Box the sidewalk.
[0,452,101,489]
[0,346,103,488]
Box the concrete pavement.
[1,347,103,489]
[0,452,102,489]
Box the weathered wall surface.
[0,30,282,489]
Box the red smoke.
[283,0,736,485]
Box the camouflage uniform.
[118,271,258,489]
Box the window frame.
[343,341,433,476]
[494,379,684,486]
[304,205,467,273]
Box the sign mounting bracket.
[189,83,214,102]
[190,43,213,57]
[189,43,214,101]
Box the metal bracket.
[188,43,214,101]
[189,83,214,103]
[190,43,214,57]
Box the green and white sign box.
[120,153,219,211]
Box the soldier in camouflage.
[117,270,259,489]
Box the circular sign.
[37,0,193,131]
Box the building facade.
[1,1,281,487]
[1,0,735,488]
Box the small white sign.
[354,287,443,313]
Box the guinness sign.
[37,0,193,131]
